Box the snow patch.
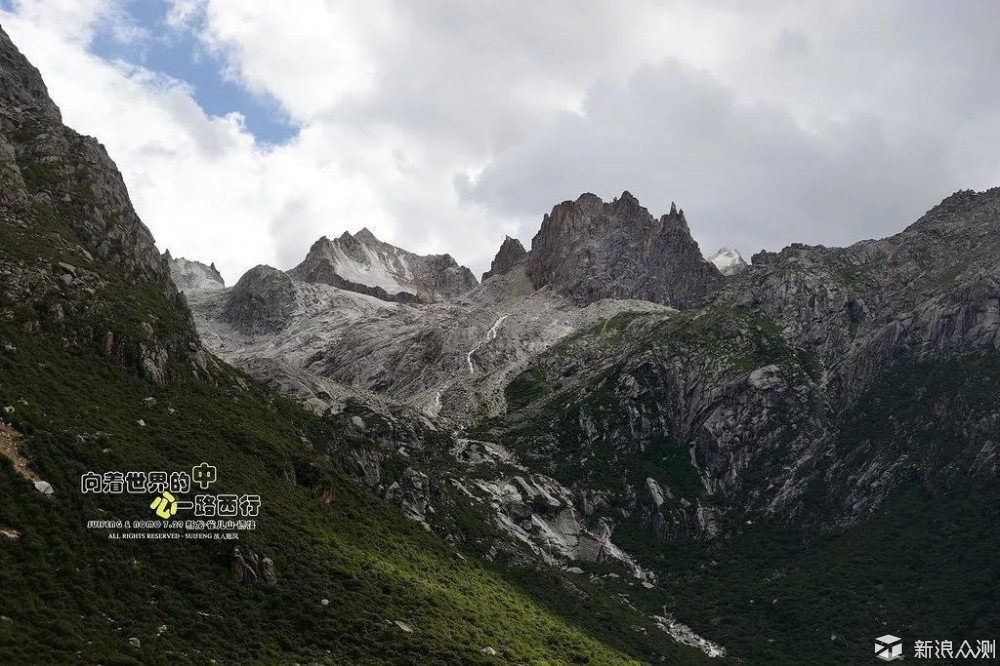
[707,247,747,276]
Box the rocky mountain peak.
[220,265,296,336]
[481,235,527,282]
[525,192,722,307]
[354,227,378,242]
[288,228,478,303]
[707,247,748,276]
[168,255,226,293]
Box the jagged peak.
[354,227,378,242]
[527,191,722,307]
[482,235,528,282]
[290,228,477,302]
[168,254,226,292]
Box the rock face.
[0,28,169,281]
[167,254,225,292]
[490,186,1000,534]
[0,27,61,126]
[0,25,203,384]
[220,265,296,336]
[188,262,670,419]
[525,192,722,307]
[288,229,478,303]
[481,236,527,282]
[707,247,748,275]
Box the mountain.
[287,229,478,303]
[706,247,747,275]
[187,180,1000,663]
[481,235,527,282]
[6,18,1000,664]
[526,192,723,307]
[0,25,708,664]
[167,253,225,292]
[191,257,668,418]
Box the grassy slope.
[497,311,1000,664]
[0,183,673,665]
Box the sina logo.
[875,635,903,661]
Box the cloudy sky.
[2,0,999,283]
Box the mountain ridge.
[287,228,478,303]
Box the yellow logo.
[150,491,178,519]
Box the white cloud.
[2,0,999,285]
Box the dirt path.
[0,423,39,482]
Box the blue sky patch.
[82,0,297,145]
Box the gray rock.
[231,546,276,584]
[260,557,278,584]
[385,468,431,524]
[748,365,783,390]
[525,192,722,307]
[168,255,225,293]
[482,235,527,282]
[128,637,140,649]
[220,265,297,336]
[33,480,53,495]
[289,230,477,303]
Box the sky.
[1,0,999,284]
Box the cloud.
[2,0,999,284]
[460,60,957,257]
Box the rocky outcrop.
[288,230,478,303]
[525,192,722,307]
[0,27,61,124]
[167,253,225,292]
[482,236,527,282]
[231,546,277,584]
[385,467,431,525]
[220,265,296,336]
